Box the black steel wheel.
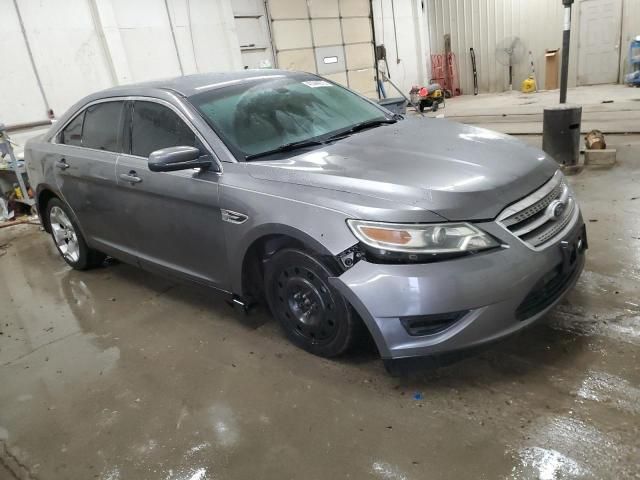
[264,249,357,357]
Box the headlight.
[347,220,500,256]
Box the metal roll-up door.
[267,0,377,98]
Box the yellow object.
[521,76,536,93]
[14,184,24,200]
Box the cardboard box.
[545,49,560,90]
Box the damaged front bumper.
[329,217,586,360]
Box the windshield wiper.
[245,139,325,160]
[326,118,397,141]
[245,118,397,160]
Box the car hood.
[247,118,558,221]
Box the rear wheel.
[46,198,105,270]
[264,248,357,357]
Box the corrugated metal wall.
[426,0,640,95]
[426,0,574,94]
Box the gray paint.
[25,71,584,360]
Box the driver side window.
[131,101,201,158]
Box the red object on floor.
[430,53,461,96]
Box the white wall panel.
[169,0,243,74]
[110,0,182,81]
[1,0,242,125]
[0,0,48,124]
[15,0,114,117]
[372,0,429,95]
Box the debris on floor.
[585,129,606,150]
[0,214,40,229]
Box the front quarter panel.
[220,163,361,295]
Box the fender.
[230,222,355,297]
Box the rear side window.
[131,101,199,158]
[59,112,84,146]
[81,101,125,152]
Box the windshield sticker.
[302,80,333,88]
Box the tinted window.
[189,74,386,158]
[60,112,84,146]
[131,102,199,158]
[82,102,124,152]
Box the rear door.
[115,99,229,289]
[53,100,133,260]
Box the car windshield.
[188,74,389,160]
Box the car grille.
[497,171,578,249]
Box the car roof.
[44,70,313,142]
[98,69,305,98]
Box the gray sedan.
[25,70,586,368]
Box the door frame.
[232,0,277,69]
[576,0,624,86]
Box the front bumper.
[330,214,586,360]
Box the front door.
[52,101,134,261]
[578,0,622,85]
[115,100,229,290]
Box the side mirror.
[148,146,215,172]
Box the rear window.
[81,101,125,152]
[59,112,84,147]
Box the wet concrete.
[1,142,640,480]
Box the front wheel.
[264,249,358,357]
[46,198,105,270]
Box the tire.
[45,198,105,270]
[264,248,357,357]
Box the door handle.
[119,171,142,184]
[56,158,69,170]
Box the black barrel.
[542,105,582,166]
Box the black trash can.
[542,104,582,166]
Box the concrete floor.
[426,84,640,135]
[2,140,640,479]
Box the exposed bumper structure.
[330,213,586,360]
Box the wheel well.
[241,234,378,355]
[240,234,304,304]
[37,189,58,232]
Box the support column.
[559,0,573,104]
